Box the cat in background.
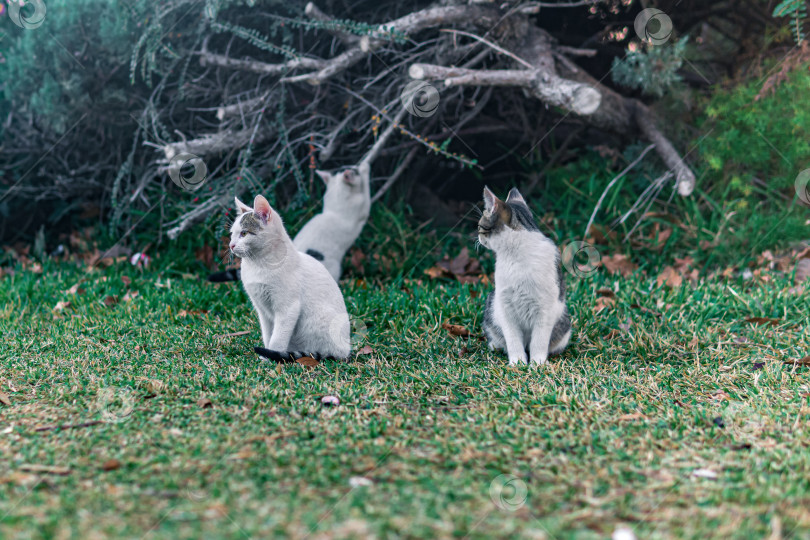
[477,187,571,366]
[229,195,351,362]
[210,163,370,283]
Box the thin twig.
[439,29,535,69]
[583,143,655,239]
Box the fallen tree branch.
[304,2,360,45]
[409,63,601,116]
[371,146,418,204]
[634,105,696,196]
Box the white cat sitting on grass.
[229,195,351,362]
[477,187,572,366]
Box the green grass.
[1,249,809,539]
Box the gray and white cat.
[230,195,351,362]
[478,187,571,366]
[210,163,370,283]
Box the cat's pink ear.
[234,197,252,215]
[483,186,498,211]
[342,169,358,185]
[253,195,272,224]
[315,170,331,184]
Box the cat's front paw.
[529,356,548,367]
[507,356,528,367]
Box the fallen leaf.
[296,356,320,367]
[197,398,213,409]
[691,468,718,479]
[596,288,616,298]
[795,258,810,284]
[602,254,638,277]
[617,412,648,422]
[441,322,470,338]
[744,317,780,327]
[101,459,122,472]
[594,296,615,314]
[784,356,810,366]
[53,301,71,312]
[103,296,118,307]
[67,283,85,295]
[121,276,131,287]
[356,345,374,356]
[424,266,446,280]
[656,266,682,288]
[19,464,71,476]
[0,392,10,406]
[122,290,139,302]
[629,303,662,317]
[350,248,366,274]
[321,395,340,406]
[349,476,373,488]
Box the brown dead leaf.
[296,356,320,367]
[121,276,131,287]
[744,317,780,327]
[596,288,615,298]
[350,248,366,274]
[796,259,810,285]
[594,296,615,314]
[441,322,470,338]
[103,295,118,307]
[629,303,662,318]
[617,412,648,422]
[67,283,85,295]
[19,464,71,476]
[656,266,682,288]
[0,392,10,406]
[122,290,139,302]
[424,266,446,279]
[53,301,72,312]
[197,398,213,409]
[428,248,482,282]
[784,356,810,366]
[101,459,122,472]
[356,345,374,356]
[601,254,637,277]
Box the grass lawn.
[1,254,809,539]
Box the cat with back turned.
[229,195,351,362]
[477,187,572,366]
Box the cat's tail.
[254,347,326,363]
[208,269,241,282]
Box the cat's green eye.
[240,231,248,237]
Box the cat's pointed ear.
[506,187,526,206]
[253,195,272,225]
[315,170,331,184]
[234,197,252,215]
[342,169,359,186]
[483,186,499,211]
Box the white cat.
[229,195,351,361]
[292,163,371,281]
[478,187,571,366]
[210,163,370,283]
